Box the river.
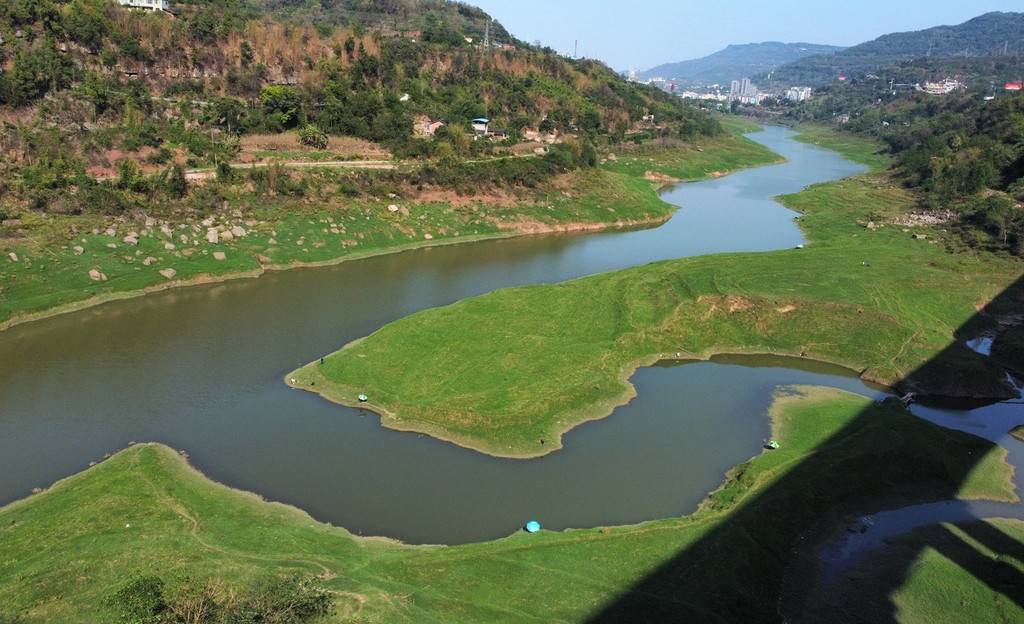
[5,126,1015,546]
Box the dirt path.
[185,159,397,180]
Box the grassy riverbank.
[0,126,774,332]
[601,119,783,182]
[0,168,666,330]
[0,386,1015,622]
[292,129,1021,458]
[791,123,893,171]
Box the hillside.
[0,0,717,203]
[774,11,1024,85]
[244,0,514,42]
[0,0,729,329]
[640,41,842,85]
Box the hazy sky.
[470,0,1024,70]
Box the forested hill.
[773,11,1024,85]
[244,0,513,42]
[0,0,713,144]
[640,42,842,85]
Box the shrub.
[297,124,328,150]
[105,576,167,624]
[106,575,331,624]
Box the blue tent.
[524,520,541,533]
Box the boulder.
[388,204,400,213]
[424,233,433,240]
[164,242,176,250]
[88,268,107,281]
[267,238,278,245]
[72,246,85,255]
[159,268,177,280]
[123,234,139,245]
[104,227,116,237]
[142,256,158,266]
[206,229,219,244]
[219,230,234,242]
[213,251,226,261]
[7,252,18,262]
[201,217,215,227]
[230,225,246,238]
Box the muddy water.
[1,127,882,544]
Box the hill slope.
[245,0,514,42]
[774,11,1024,85]
[640,42,843,85]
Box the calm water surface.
[0,127,901,544]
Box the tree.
[166,164,188,199]
[259,85,303,129]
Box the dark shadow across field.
[585,275,1024,623]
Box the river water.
[3,126,977,546]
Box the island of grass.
[0,123,777,332]
[289,128,1022,458]
[0,386,1017,622]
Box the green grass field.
[293,129,1019,457]
[0,386,1015,622]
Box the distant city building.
[919,78,964,95]
[729,78,760,104]
[785,86,813,102]
[118,0,169,10]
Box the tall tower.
[483,19,491,48]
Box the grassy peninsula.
[0,386,1015,622]
[289,128,1021,458]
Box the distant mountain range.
[638,42,844,86]
[771,11,1024,85]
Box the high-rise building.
[786,86,813,102]
[729,78,760,104]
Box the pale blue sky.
[471,0,1024,70]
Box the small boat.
[524,520,541,533]
[764,440,780,450]
[357,394,369,402]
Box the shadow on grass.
[586,275,1024,623]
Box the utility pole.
[574,39,578,59]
